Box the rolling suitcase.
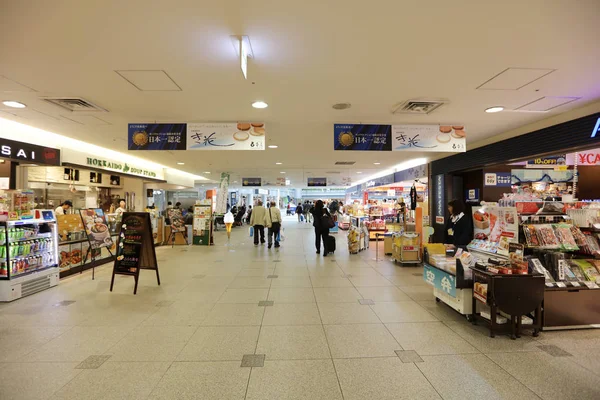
[326,235,336,254]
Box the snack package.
[553,224,579,251]
[523,225,541,247]
[536,202,564,215]
[535,225,560,248]
[559,259,579,282]
[573,259,600,283]
[528,257,555,282]
[569,225,588,247]
[567,260,587,281]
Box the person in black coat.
[311,200,332,256]
[445,199,472,249]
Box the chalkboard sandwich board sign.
[110,212,160,294]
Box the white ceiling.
[1,0,600,188]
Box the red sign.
[578,152,600,165]
[363,191,369,205]
[500,231,515,238]
[402,246,415,251]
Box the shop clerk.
[445,199,472,249]
[115,199,127,216]
[54,200,73,216]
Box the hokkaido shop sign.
[334,124,466,152]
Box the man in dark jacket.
[311,200,332,256]
[296,204,303,222]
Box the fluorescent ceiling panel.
[477,68,555,90]
[516,96,580,111]
[0,75,36,92]
[115,70,182,91]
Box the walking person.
[296,203,303,223]
[305,201,313,224]
[265,201,282,249]
[250,200,267,245]
[311,200,333,256]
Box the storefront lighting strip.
[0,117,207,181]
[352,158,427,187]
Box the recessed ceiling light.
[485,106,504,113]
[234,181,238,183]
[176,162,185,165]
[268,145,278,149]
[252,101,268,109]
[280,171,285,174]
[356,171,362,174]
[373,162,381,165]
[276,162,282,165]
[2,100,26,108]
[204,171,211,174]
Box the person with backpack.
[296,203,303,222]
[311,200,334,256]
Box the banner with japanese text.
[392,125,466,152]
[187,123,265,150]
[128,124,187,150]
[334,124,392,151]
[423,264,456,297]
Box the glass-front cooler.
[0,214,60,301]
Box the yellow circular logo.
[132,131,149,146]
[338,132,354,147]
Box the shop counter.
[543,285,600,329]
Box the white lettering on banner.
[425,270,435,284]
[485,173,497,186]
[1,145,35,160]
[441,276,453,294]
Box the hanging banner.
[275,177,286,186]
[307,177,327,187]
[434,174,445,224]
[187,123,265,150]
[392,125,466,152]
[242,177,262,187]
[128,124,187,150]
[215,172,230,214]
[334,124,392,151]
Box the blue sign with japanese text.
[307,177,327,187]
[484,172,512,187]
[465,188,480,202]
[423,264,456,297]
[128,123,187,150]
[334,124,392,151]
[242,178,261,187]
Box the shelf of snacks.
[364,219,386,240]
[0,217,60,302]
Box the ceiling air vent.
[43,97,107,112]
[391,99,447,115]
[335,161,356,165]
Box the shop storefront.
[426,112,600,331]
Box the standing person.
[311,200,332,256]
[296,203,303,222]
[306,201,313,224]
[445,199,472,250]
[265,201,282,249]
[250,200,267,245]
[223,210,234,239]
[115,199,127,216]
[54,200,73,216]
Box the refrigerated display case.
[0,215,60,301]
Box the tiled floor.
[1,217,600,399]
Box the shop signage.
[86,157,158,178]
[526,155,566,166]
[215,173,230,214]
[363,191,369,204]
[434,174,445,224]
[484,172,511,187]
[394,164,428,183]
[334,124,392,151]
[423,264,456,297]
[591,117,600,138]
[128,124,187,150]
[387,189,396,196]
[576,151,600,165]
[187,123,265,150]
[307,177,327,187]
[0,138,60,166]
[465,189,480,203]
[242,177,261,187]
[392,125,466,152]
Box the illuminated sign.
[592,117,600,138]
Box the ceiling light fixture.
[356,172,362,174]
[373,162,381,165]
[176,162,185,165]
[252,101,268,109]
[280,171,285,174]
[485,106,504,113]
[2,101,26,109]
[204,171,211,174]
[268,145,278,149]
[276,162,282,165]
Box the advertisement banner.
[434,174,445,224]
[242,177,261,187]
[334,124,392,151]
[423,264,456,298]
[128,124,187,150]
[79,209,113,249]
[215,173,230,214]
[484,172,511,187]
[465,189,480,203]
[526,155,566,167]
[193,201,212,245]
[275,177,286,186]
[392,125,466,152]
[307,177,327,187]
[472,206,518,247]
[187,123,265,150]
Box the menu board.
[80,209,113,249]
[167,208,186,233]
[110,212,160,294]
[193,201,213,245]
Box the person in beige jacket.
[249,200,267,245]
[264,201,283,249]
